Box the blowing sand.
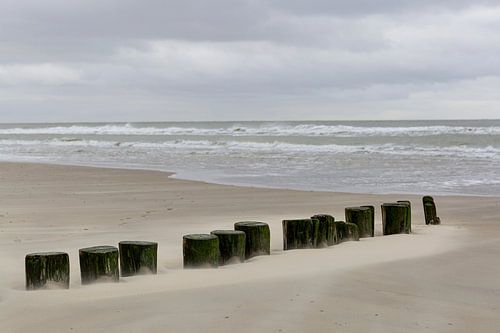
[0,162,499,332]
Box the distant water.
[0,120,499,196]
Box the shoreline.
[1,159,496,198]
[1,161,499,332]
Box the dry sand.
[0,162,499,332]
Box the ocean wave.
[0,123,499,137]
[1,138,499,159]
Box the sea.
[0,120,499,196]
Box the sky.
[1,0,500,122]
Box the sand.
[0,162,499,332]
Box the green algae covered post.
[310,217,324,248]
[334,221,347,242]
[360,205,375,237]
[79,246,119,284]
[210,230,246,265]
[183,234,219,268]
[381,203,410,235]
[397,200,412,233]
[282,218,313,250]
[345,222,360,241]
[234,221,270,259]
[311,214,336,246]
[334,221,360,243]
[282,217,327,250]
[345,206,373,238]
[423,196,441,225]
[25,252,70,290]
[119,241,158,277]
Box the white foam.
[1,138,499,160]
[0,123,499,137]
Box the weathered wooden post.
[346,222,360,241]
[25,252,70,290]
[311,214,336,246]
[119,241,158,276]
[282,218,315,250]
[210,230,246,265]
[334,221,346,242]
[234,221,270,259]
[381,203,411,235]
[183,234,219,268]
[360,205,375,237]
[334,221,360,242]
[423,196,433,205]
[79,246,119,284]
[345,206,373,238]
[423,196,441,225]
[311,216,328,248]
[424,203,440,225]
[397,200,412,232]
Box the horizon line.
[0,118,499,125]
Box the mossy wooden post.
[334,221,346,243]
[345,222,360,241]
[423,196,434,225]
[79,246,119,284]
[210,230,246,265]
[312,217,328,248]
[381,203,410,235]
[119,241,158,277]
[345,206,373,238]
[334,221,360,243]
[423,196,441,225]
[397,200,412,233]
[423,196,433,205]
[282,219,314,250]
[311,214,336,246]
[183,234,219,268]
[360,205,375,237]
[234,221,270,259]
[424,203,441,225]
[25,252,69,290]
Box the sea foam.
[0,123,499,137]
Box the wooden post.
[119,241,158,277]
[234,221,270,259]
[360,205,375,237]
[210,230,246,265]
[381,203,410,235]
[25,252,69,290]
[423,196,434,205]
[282,219,314,250]
[397,200,412,233]
[345,222,360,241]
[334,221,360,242]
[345,206,373,238]
[334,221,346,242]
[423,196,441,225]
[183,234,219,268]
[311,214,336,246]
[424,202,440,225]
[79,246,119,284]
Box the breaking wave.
[1,138,498,160]
[0,123,499,137]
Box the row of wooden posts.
[25,196,441,290]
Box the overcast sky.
[1,0,499,122]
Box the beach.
[0,162,499,332]
[3,0,500,331]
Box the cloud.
[0,1,499,121]
[0,63,81,86]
